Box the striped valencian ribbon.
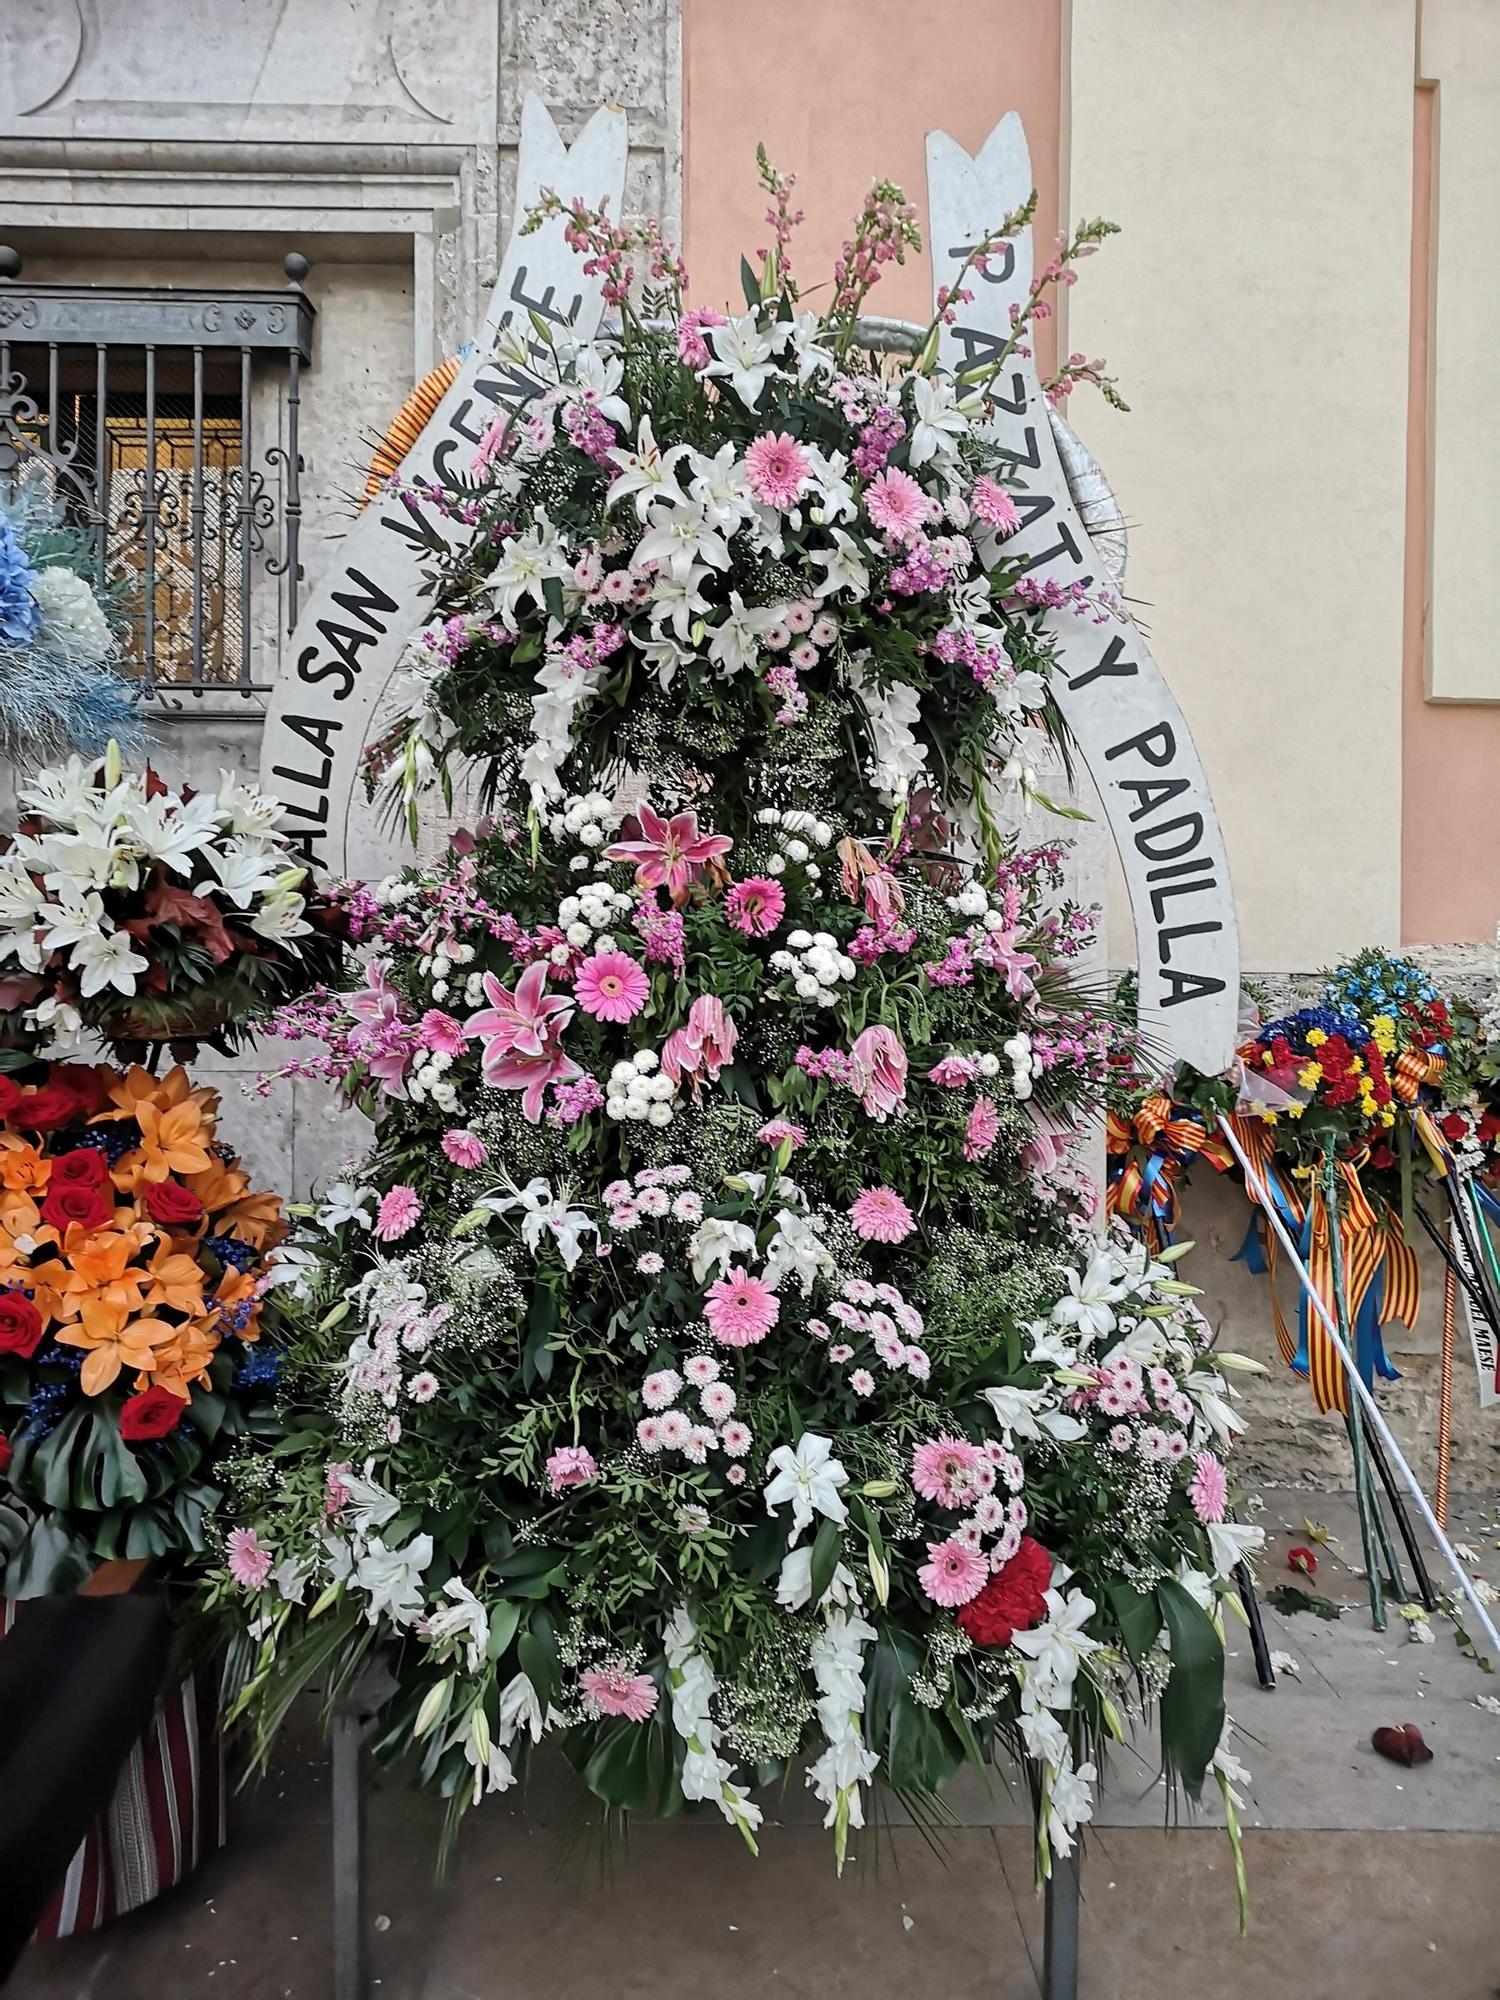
[1300,1159,1395,1416]
[1392,1046,1447,1105]
[1106,1094,1235,1253]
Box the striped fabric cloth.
[1,1602,225,1938]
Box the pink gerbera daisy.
[574,949,650,1024]
[912,1435,985,1508]
[919,1535,989,1608]
[848,1186,917,1244]
[703,1266,780,1347]
[724,875,786,937]
[744,431,812,510]
[226,1526,273,1591]
[970,475,1021,534]
[545,1444,598,1494]
[963,1097,1001,1162]
[864,466,929,544]
[375,1185,422,1241]
[580,1665,659,1723]
[441,1129,488,1169]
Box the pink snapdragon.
[604,802,732,894]
[676,307,728,370]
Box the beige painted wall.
[1068,0,1416,973]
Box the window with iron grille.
[0,252,315,717]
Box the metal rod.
[190,344,205,694]
[143,344,157,684]
[1436,1264,1456,1529]
[1235,1560,1276,1689]
[1042,1849,1080,2000]
[1217,1113,1500,1656]
[1410,1198,1493,1322]
[283,347,303,631]
[238,345,253,687]
[93,343,108,591]
[1362,1407,1438,1610]
[331,1702,366,2000]
[1320,1156,1386,1628]
[46,341,58,460]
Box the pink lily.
[604,802,732,894]
[661,994,739,1096]
[466,961,574,1063]
[485,1042,582,1123]
[850,1024,908,1122]
[347,960,418,1098]
[976,927,1039,1002]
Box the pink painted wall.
[1402,80,1500,944]
[681,0,1064,374]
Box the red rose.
[1479,1112,1500,1145]
[0,1434,12,1475]
[58,1065,114,1117]
[39,1180,114,1233]
[49,1146,109,1191]
[1287,1545,1318,1577]
[956,1536,1053,1649]
[0,1077,23,1122]
[17,1082,82,1132]
[119,1386,186,1444]
[0,1292,44,1359]
[1440,1113,1470,1144]
[142,1178,205,1228]
[1368,1142,1395,1171]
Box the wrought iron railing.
[0,250,314,717]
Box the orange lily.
[134,1096,215,1184]
[216,1191,286,1250]
[142,1241,207,1315]
[0,1135,48,1193]
[184,1162,249,1214]
[102,1065,216,1124]
[146,1318,217,1398]
[31,1223,151,1328]
[57,1313,179,1396]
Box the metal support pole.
[1042,1850,1080,2000]
[1361,1409,1438,1610]
[1235,1561,1276,1689]
[331,1701,367,2000]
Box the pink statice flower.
[546,1444,598,1494]
[375,1185,422,1241]
[849,1024,908,1121]
[676,307,728,370]
[963,1096,1001,1161]
[849,1186,917,1244]
[324,1462,353,1518]
[581,1665,659,1723]
[757,1117,806,1151]
[441,1128,488,1169]
[419,1008,469,1056]
[970,475,1021,534]
[605,802,732,894]
[227,1527,273,1591]
[574,949,650,1024]
[919,1535,988,1608]
[744,431,812,510]
[864,465,929,543]
[912,1435,985,1507]
[724,875,786,937]
[703,1266,780,1347]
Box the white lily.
[353,1533,433,1628]
[489,510,572,628]
[1205,1519,1265,1581]
[605,415,694,522]
[980,1383,1087,1444]
[763,1432,849,1539]
[687,1216,757,1283]
[763,1207,835,1295]
[1012,1586,1102,1697]
[647,561,714,642]
[316,1181,379,1231]
[808,528,870,600]
[775,1544,858,1612]
[423,1577,490,1673]
[908,373,971,468]
[702,314,786,410]
[70,927,148,998]
[483,1177,597,1272]
[633,498,731,581]
[706,590,781,677]
[687,443,754,535]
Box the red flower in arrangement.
[0,1434,11,1475]
[58,1065,115,1117]
[1287,1545,1318,1577]
[1368,1141,1395,1172]
[0,1291,44,1359]
[16,1081,82,1132]
[119,1386,187,1443]
[0,1077,23,1121]
[1440,1113,1471,1145]
[142,1178,206,1228]
[49,1147,110,1191]
[1479,1112,1500,1146]
[956,1536,1053,1648]
[39,1179,115,1233]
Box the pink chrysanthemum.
[227,1526,273,1591]
[849,1369,875,1397]
[848,1186,917,1244]
[546,1444,598,1494]
[724,875,786,937]
[927,1054,980,1088]
[912,1435,986,1508]
[441,1128,489,1169]
[864,466,929,543]
[757,1117,806,1151]
[919,1535,989,1608]
[963,1096,1001,1162]
[574,949,650,1023]
[419,1008,469,1056]
[375,1185,422,1242]
[581,1665,659,1723]
[703,1266,780,1347]
[720,1420,753,1458]
[970,475,1021,533]
[744,431,812,510]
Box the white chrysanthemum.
[30,566,113,663]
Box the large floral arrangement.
[1241,1007,1397,1164]
[0,464,143,763]
[0,749,344,1053]
[0,1059,285,1588]
[212,166,1259,1892]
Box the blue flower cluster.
[232,1341,280,1391]
[1257,1005,1379,1054]
[54,1122,140,1165]
[0,517,40,647]
[1324,950,1438,1017]
[205,1232,262,1274]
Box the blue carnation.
[0,518,41,646]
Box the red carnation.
[49,1146,109,1191]
[119,1386,186,1444]
[0,1077,23,1122]
[39,1180,114,1233]
[1440,1113,1470,1144]
[17,1082,82,1133]
[143,1178,205,1228]
[1368,1142,1395,1171]
[0,1434,11,1475]
[0,1292,44,1359]
[956,1536,1053,1649]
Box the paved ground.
[11,1489,1500,2000]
